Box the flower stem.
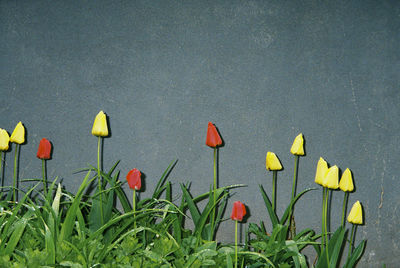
[325,188,330,266]
[347,224,356,259]
[0,151,3,193]
[341,192,349,228]
[42,159,47,198]
[211,148,217,238]
[97,136,104,225]
[133,189,136,231]
[272,170,277,213]
[13,144,19,203]
[321,188,326,252]
[235,220,238,268]
[289,155,299,237]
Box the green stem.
[347,224,356,259]
[42,159,47,198]
[289,155,299,237]
[0,151,3,193]
[211,148,217,237]
[97,136,104,225]
[325,188,330,266]
[341,192,349,228]
[321,188,326,252]
[133,189,136,231]
[235,220,238,268]
[272,171,277,213]
[13,144,19,203]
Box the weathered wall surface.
[1,0,399,266]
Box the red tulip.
[36,138,52,160]
[206,122,222,147]
[231,201,246,221]
[126,168,141,190]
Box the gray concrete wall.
[1,0,399,266]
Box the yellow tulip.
[322,165,339,189]
[266,152,283,171]
[10,122,25,144]
[0,129,10,151]
[339,168,354,192]
[315,157,328,186]
[92,111,108,137]
[347,201,363,225]
[290,133,304,155]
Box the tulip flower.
[92,111,108,224]
[231,201,246,268]
[347,201,363,258]
[339,168,354,192]
[37,138,52,160]
[266,152,282,171]
[289,133,305,238]
[205,122,222,148]
[10,122,25,202]
[340,168,354,227]
[126,168,142,190]
[322,165,339,189]
[231,201,246,221]
[0,129,9,195]
[290,133,304,156]
[315,157,328,186]
[266,151,282,212]
[37,138,52,197]
[315,157,329,250]
[10,122,25,144]
[206,121,222,238]
[347,201,363,225]
[127,168,142,232]
[92,111,108,137]
[0,129,10,151]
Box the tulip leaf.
[344,239,366,268]
[180,183,201,224]
[153,160,177,199]
[259,184,279,227]
[280,188,316,225]
[59,170,94,243]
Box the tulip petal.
[206,122,222,148]
[0,129,10,151]
[339,168,354,192]
[266,152,283,171]
[92,111,109,137]
[10,122,25,144]
[231,201,246,221]
[315,157,328,186]
[290,133,304,156]
[347,201,363,225]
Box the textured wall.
[1,0,399,266]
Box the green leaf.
[344,240,366,268]
[259,185,279,227]
[59,170,94,243]
[280,188,316,225]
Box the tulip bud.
[322,165,339,189]
[92,111,108,137]
[266,152,283,171]
[290,133,304,156]
[315,157,328,186]
[339,168,354,192]
[0,129,10,151]
[347,201,363,225]
[37,138,52,160]
[126,168,141,190]
[231,201,246,221]
[206,122,222,148]
[10,122,25,144]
